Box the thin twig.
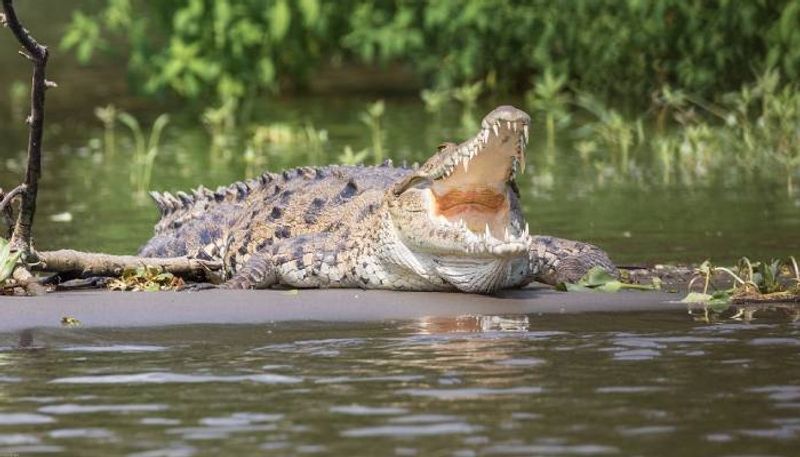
[1,0,46,61]
[0,183,26,213]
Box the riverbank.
[0,286,684,333]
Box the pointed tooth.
[523,125,529,144]
[504,227,510,241]
[492,123,499,136]
[462,157,469,173]
[525,222,530,237]
[507,121,512,130]
[484,223,492,239]
[511,122,517,132]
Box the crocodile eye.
[392,175,430,196]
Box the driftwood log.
[34,250,221,281]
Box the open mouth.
[429,107,530,241]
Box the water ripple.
[341,422,482,437]
[483,444,618,455]
[749,337,800,346]
[595,386,667,394]
[50,372,302,385]
[329,405,408,416]
[60,345,169,353]
[0,413,55,425]
[39,404,167,415]
[0,433,40,445]
[398,386,543,400]
[48,428,116,439]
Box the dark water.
[1,312,799,456]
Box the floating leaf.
[558,266,659,293]
[61,316,82,327]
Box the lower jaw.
[438,204,510,238]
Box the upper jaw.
[427,108,530,182]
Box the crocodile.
[139,106,617,292]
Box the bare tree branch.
[2,0,50,255]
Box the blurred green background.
[0,0,798,264]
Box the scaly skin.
[139,106,617,292]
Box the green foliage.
[557,266,661,293]
[62,1,800,108]
[563,72,800,194]
[337,146,370,166]
[243,121,329,176]
[107,265,184,291]
[526,69,571,149]
[0,237,22,286]
[60,11,102,63]
[682,257,800,313]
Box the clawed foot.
[531,236,618,286]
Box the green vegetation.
[0,237,21,288]
[116,112,170,199]
[94,104,117,156]
[359,100,386,165]
[107,265,184,291]
[63,1,800,108]
[558,266,661,293]
[682,257,800,312]
[61,1,798,196]
[527,69,800,195]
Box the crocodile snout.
[480,105,531,129]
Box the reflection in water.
[688,303,800,323]
[411,315,531,334]
[0,311,798,456]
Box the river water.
[1,4,800,455]
[1,312,799,456]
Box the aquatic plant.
[558,266,661,293]
[117,112,170,200]
[203,100,238,159]
[576,93,638,174]
[337,146,370,166]
[94,104,117,156]
[683,257,800,311]
[452,81,483,134]
[359,100,386,165]
[526,69,571,150]
[420,87,451,114]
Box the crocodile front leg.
[528,235,617,286]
